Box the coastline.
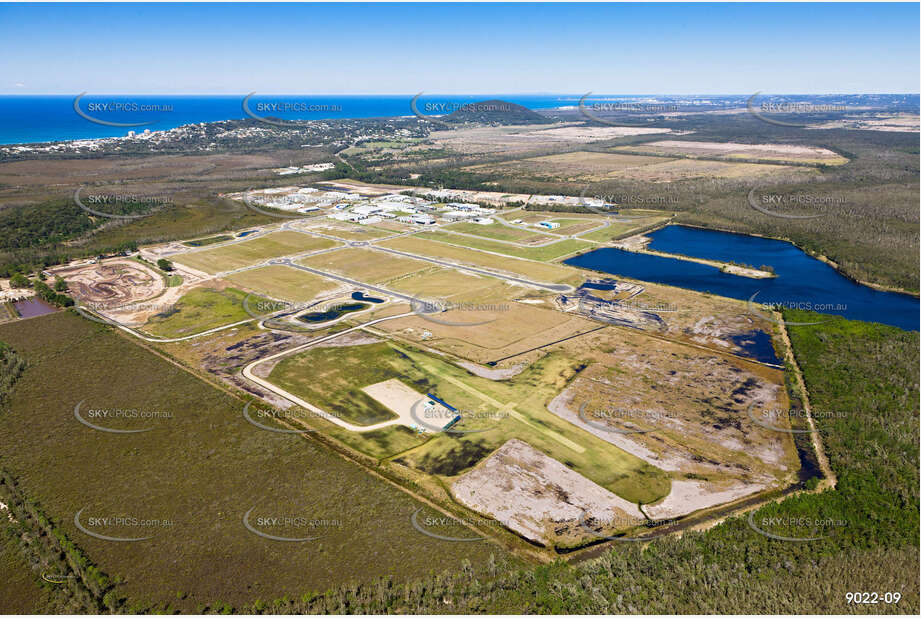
[0,94,571,147]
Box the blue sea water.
[0,94,584,145]
[565,225,920,332]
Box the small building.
[352,204,382,217]
[444,210,476,222]
[538,221,561,230]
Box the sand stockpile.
[452,438,642,547]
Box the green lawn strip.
[443,222,548,243]
[183,234,233,247]
[173,231,338,274]
[416,231,591,262]
[141,287,263,338]
[579,217,669,242]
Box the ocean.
[0,94,584,145]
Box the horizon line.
[2,92,919,97]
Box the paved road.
[242,312,420,433]
[74,306,256,343]
[368,246,574,293]
[273,258,421,303]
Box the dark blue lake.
[565,225,919,331]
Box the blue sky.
[1,2,918,94]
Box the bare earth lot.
[466,150,820,184]
[618,140,849,165]
[452,438,642,547]
[53,259,163,310]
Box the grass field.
[0,312,509,611]
[183,234,232,247]
[303,222,393,242]
[269,340,670,505]
[269,342,421,427]
[613,141,849,165]
[377,236,583,285]
[373,298,598,365]
[546,219,607,235]
[172,231,339,274]
[223,264,341,303]
[382,267,507,299]
[141,286,257,338]
[442,221,551,244]
[579,216,671,242]
[466,151,669,182]
[297,247,431,284]
[415,231,592,262]
[465,149,818,184]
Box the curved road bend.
[75,306,257,344]
[242,312,416,433]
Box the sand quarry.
[54,259,163,311]
[54,259,204,327]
